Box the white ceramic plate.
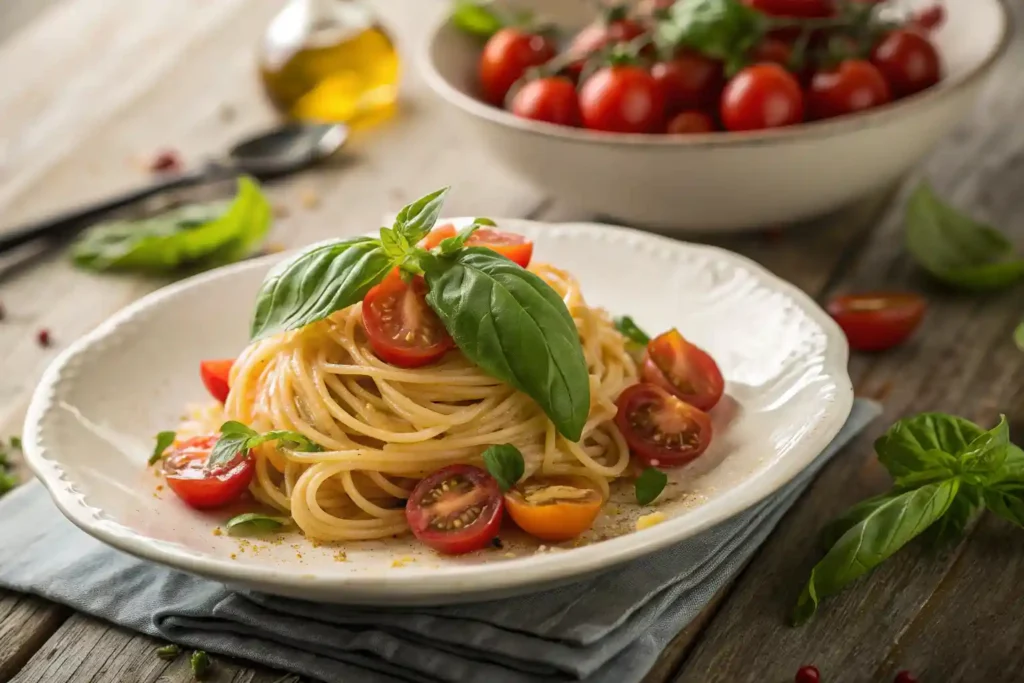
[24,220,852,605]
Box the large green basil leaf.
[72,176,271,272]
[873,413,981,486]
[422,248,591,441]
[818,491,902,549]
[793,479,958,625]
[905,182,1024,291]
[250,237,393,340]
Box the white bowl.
[420,0,1011,233]
[24,220,852,605]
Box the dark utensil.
[0,122,348,255]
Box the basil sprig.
[794,413,1024,625]
[206,421,322,471]
[482,443,525,491]
[422,248,591,441]
[906,182,1024,291]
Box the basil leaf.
[819,491,902,549]
[905,182,1024,291]
[220,420,257,438]
[982,488,1024,528]
[155,644,181,660]
[393,187,449,246]
[473,217,497,227]
[452,0,506,38]
[250,237,393,340]
[793,480,958,625]
[207,422,321,471]
[657,0,766,75]
[874,413,981,486]
[379,226,409,260]
[614,316,651,346]
[959,415,1010,480]
[482,444,525,491]
[438,224,481,255]
[72,176,271,272]
[249,430,323,453]
[148,431,177,466]
[924,484,981,547]
[422,248,591,441]
[226,512,292,535]
[206,433,251,472]
[1016,321,1024,352]
[190,650,211,680]
[635,467,668,505]
[983,444,1024,486]
[9,436,22,451]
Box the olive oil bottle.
[258,0,400,124]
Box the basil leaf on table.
[148,431,177,466]
[206,421,322,471]
[451,0,507,39]
[482,443,525,491]
[793,479,959,626]
[818,491,902,549]
[874,412,981,487]
[1015,321,1024,352]
[249,237,393,340]
[226,512,292,535]
[924,484,982,547]
[905,182,1024,291]
[72,176,271,272]
[656,0,766,75]
[635,467,668,505]
[422,248,591,441]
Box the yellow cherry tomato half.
[504,475,604,542]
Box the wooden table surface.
[2,1,1023,682]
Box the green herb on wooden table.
[190,649,212,679]
[794,412,1024,625]
[0,436,20,498]
[155,643,180,660]
[71,175,271,273]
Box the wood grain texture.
[0,590,68,682]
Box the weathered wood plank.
[0,590,69,682]
[674,3,1024,680]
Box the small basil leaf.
[793,480,958,625]
[206,433,250,472]
[220,421,257,438]
[190,650,211,680]
[614,316,651,346]
[422,248,591,441]
[635,467,668,505]
[482,443,525,491]
[982,488,1024,528]
[155,644,180,660]
[657,0,766,76]
[906,182,1024,291]
[249,430,323,453]
[148,431,177,466]
[983,444,1024,486]
[451,0,506,38]
[72,176,271,272]
[438,224,482,255]
[9,436,22,451]
[473,217,497,227]
[226,512,292,535]
[393,187,450,245]
[379,226,409,260]
[874,413,982,486]
[250,237,393,340]
[959,415,1010,480]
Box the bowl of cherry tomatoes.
[421,0,1010,232]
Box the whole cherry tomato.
[199,359,233,403]
[826,292,927,351]
[807,59,891,120]
[650,51,724,115]
[720,64,804,131]
[479,28,556,105]
[666,111,716,134]
[510,77,582,127]
[871,29,942,98]
[580,65,665,133]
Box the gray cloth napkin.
[0,400,879,683]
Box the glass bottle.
[258,0,400,124]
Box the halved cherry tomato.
[742,0,834,17]
[666,111,716,135]
[650,52,724,115]
[641,329,724,411]
[421,224,534,268]
[362,271,454,368]
[200,359,233,403]
[406,464,504,554]
[615,383,713,467]
[479,28,557,105]
[580,65,665,134]
[720,64,804,131]
[510,77,581,127]
[826,292,926,351]
[870,29,941,98]
[164,435,254,509]
[504,475,603,542]
[807,60,891,120]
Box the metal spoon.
[0,122,348,255]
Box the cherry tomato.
[871,29,941,98]
[579,65,665,134]
[164,435,254,509]
[200,359,233,403]
[479,28,556,106]
[510,77,581,127]
[911,5,945,32]
[362,271,454,368]
[666,110,716,134]
[743,0,834,17]
[504,475,603,542]
[615,383,713,467]
[406,464,504,554]
[720,64,804,131]
[750,38,793,67]
[807,60,891,120]
[568,13,646,78]
[421,224,534,268]
[650,52,724,115]
[795,666,821,683]
[641,329,724,411]
[826,292,926,352]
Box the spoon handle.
[0,170,211,256]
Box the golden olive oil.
[259,0,400,124]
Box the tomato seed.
[795,665,820,683]
[894,671,917,683]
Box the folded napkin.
[0,400,879,683]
